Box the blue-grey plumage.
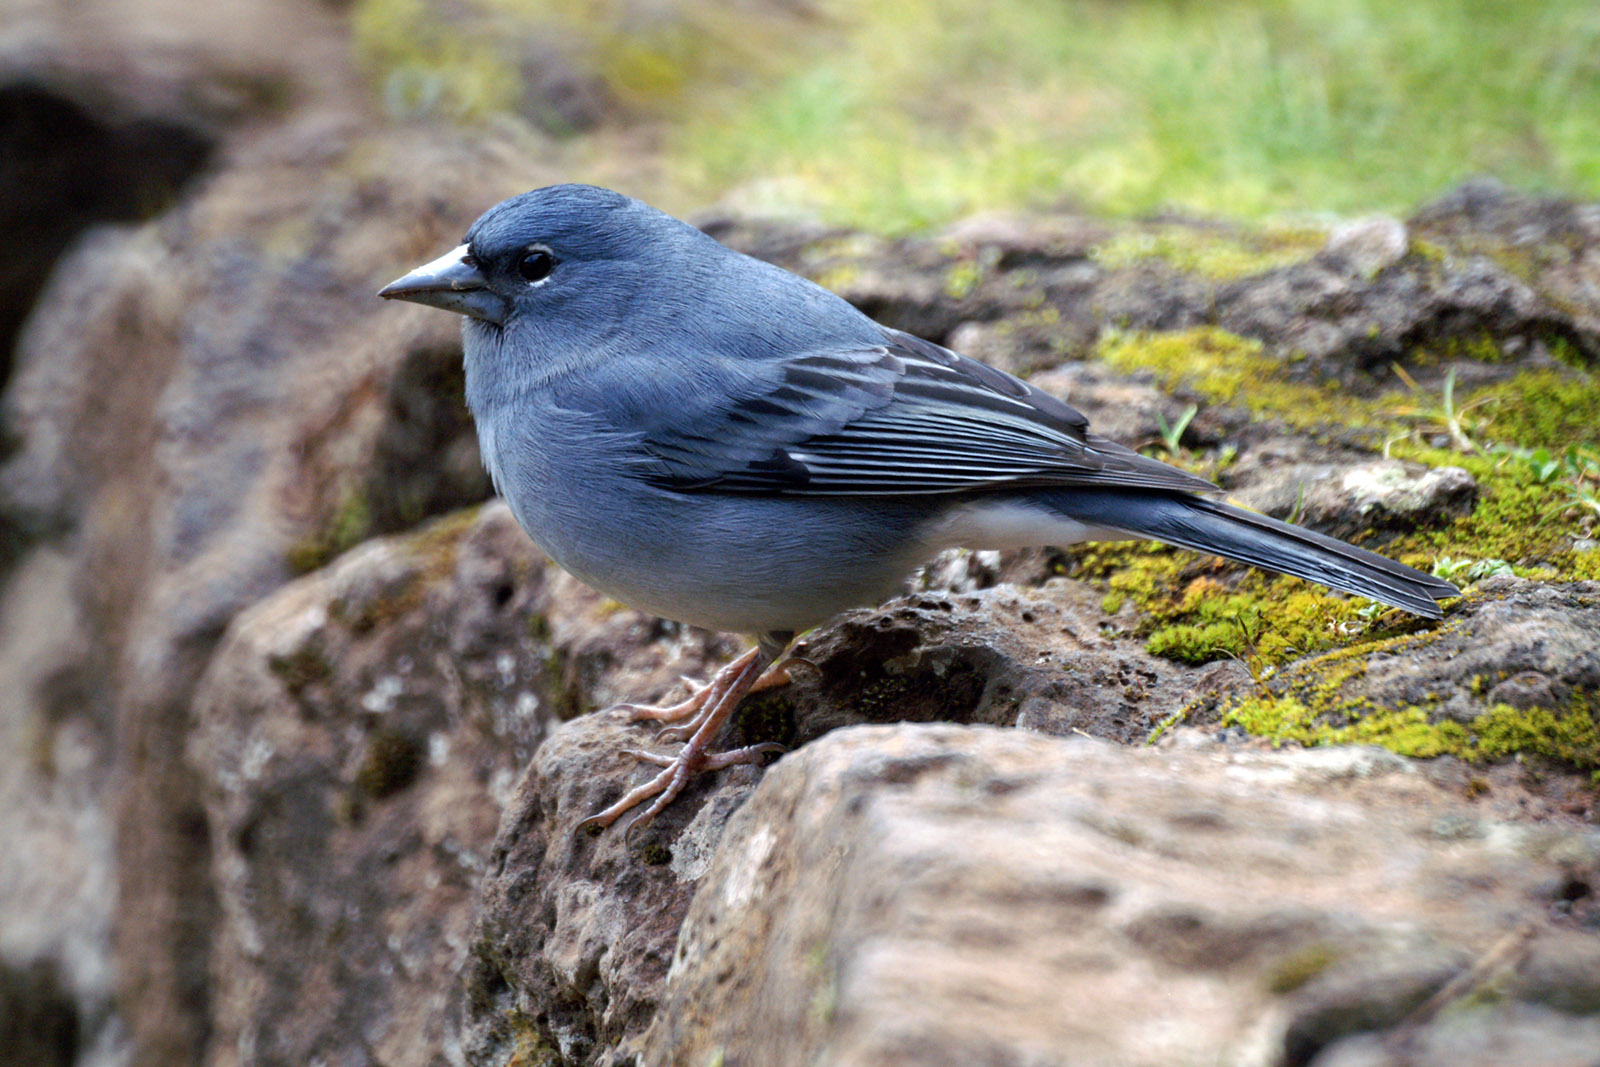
[379,183,1459,829]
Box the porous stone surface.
[188,503,747,1067]
[460,566,1230,1066]
[1238,579,1600,726]
[0,120,540,1064]
[490,723,1599,1067]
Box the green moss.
[560,0,812,113]
[1266,943,1343,994]
[1145,620,1247,664]
[1473,369,1600,451]
[1093,329,1599,593]
[355,729,425,798]
[1078,539,1398,669]
[1090,224,1325,281]
[733,687,796,749]
[1473,702,1600,764]
[1209,617,1599,770]
[287,490,372,575]
[809,263,864,293]
[267,643,334,695]
[1095,327,1373,432]
[943,258,985,299]
[400,506,481,573]
[1219,692,1598,771]
[1083,328,1598,768]
[351,0,521,119]
[1407,239,1451,266]
[323,508,485,635]
[636,841,672,866]
[1388,439,1590,572]
[499,1010,560,1067]
[1570,547,1600,582]
[353,0,813,123]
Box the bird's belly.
[507,484,932,635]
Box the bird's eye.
[518,249,555,283]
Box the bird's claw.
[613,686,711,725]
[651,659,793,743]
[576,740,788,836]
[612,646,766,725]
[576,646,794,835]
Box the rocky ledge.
[1,109,1598,1066]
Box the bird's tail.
[1045,489,1460,618]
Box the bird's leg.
[578,633,793,834]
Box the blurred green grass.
[354,0,1600,232]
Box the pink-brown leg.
[577,641,788,833]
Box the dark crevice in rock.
[0,956,79,1067]
[0,80,215,401]
[364,343,493,537]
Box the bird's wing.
[635,330,1219,497]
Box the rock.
[458,574,1597,1064]
[1323,215,1410,278]
[190,502,748,1067]
[0,547,116,1066]
[0,79,212,397]
[0,0,364,399]
[463,711,749,1067]
[712,184,1600,393]
[1411,178,1600,344]
[769,581,1203,748]
[1306,1004,1600,1067]
[1023,362,1189,446]
[1256,579,1600,730]
[626,724,1600,1066]
[1,0,353,119]
[461,576,1220,1064]
[1224,440,1478,541]
[0,120,541,1063]
[190,506,551,1067]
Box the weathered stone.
[1323,215,1409,279]
[0,80,212,401]
[191,506,548,1067]
[190,502,750,1067]
[0,118,543,1064]
[1251,579,1600,728]
[766,580,1203,748]
[1223,440,1478,540]
[1411,178,1600,346]
[460,572,1220,1065]
[630,724,1599,1067]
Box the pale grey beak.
[379,244,508,324]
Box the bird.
[379,184,1460,831]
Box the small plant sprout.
[1155,403,1199,456]
[1388,365,1496,453]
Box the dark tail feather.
[1048,489,1461,618]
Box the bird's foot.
[577,740,786,836]
[655,662,790,744]
[578,644,782,834]
[613,646,767,724]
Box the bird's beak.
[378,244,508,325]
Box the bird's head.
[379,184,711,330]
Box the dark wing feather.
[639,329,1218,497]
